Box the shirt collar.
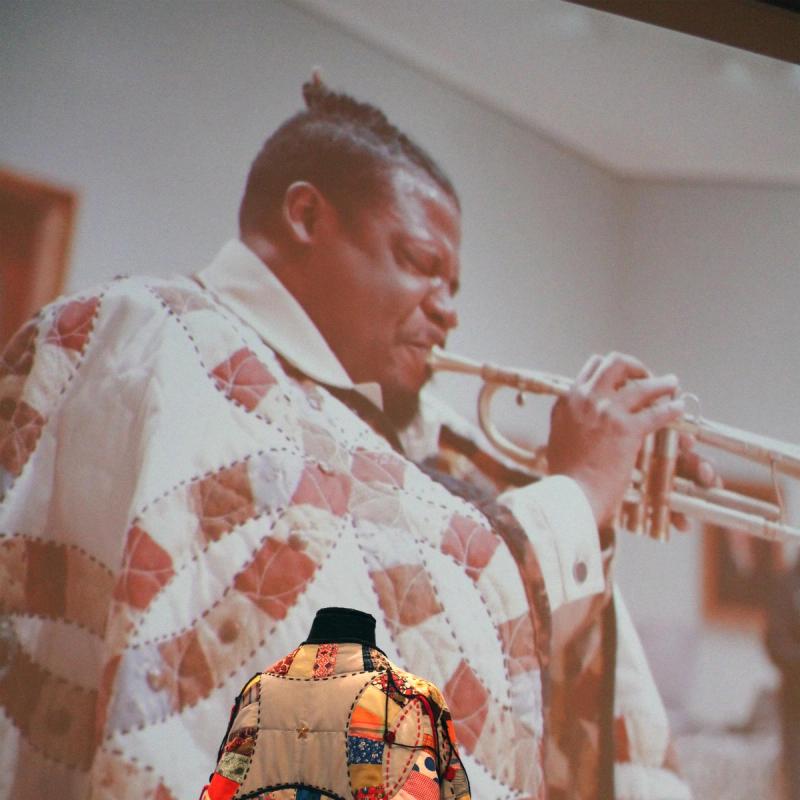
[194,239,383,407]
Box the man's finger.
[671,513,690,532]
[637,397,685,434]
[678,451,716,487]
[575,353,604,384]
[587,352,650,395]
[621,374,679,412]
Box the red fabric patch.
[234,537,316,620]
[0,320,37,378]
[206,772,240,800]
[400,769,440,800]
[266,647,299,676]
[370,564,443,629]
[157,629,215,711]
[312,642,338,677]
[440,514,499,582]
[290,463,352,516]
[444,659,489,753]
[193,462,255,542]
[0,646,46,735]
[0,645,95,768]
[614,716,631,763]
[497,613,538,676]
[113,525,175,609]
[352,449,406,487]
[25,539,67,618]
[45,298,99,352]
[0,399,45,476]
[211,347,276,411]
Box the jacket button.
[147,669,167,691]
[573,560,588,584]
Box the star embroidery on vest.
[296,723,310,739]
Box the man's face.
[309,166,461,421]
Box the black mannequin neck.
[305,607,377,646]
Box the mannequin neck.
[305,607,377,646]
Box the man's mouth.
[402,334,446,351]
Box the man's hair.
[238,75,459,237]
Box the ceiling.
[290,0,800,185]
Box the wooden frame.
[0,167,78,349]
[702,479,787,630]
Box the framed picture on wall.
[0,167,78,350]
[702,479,787,630]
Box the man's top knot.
[302,73,392,137]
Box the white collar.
[194,239,383,408]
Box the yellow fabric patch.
[287,644,316,676]
[350,762,383,790]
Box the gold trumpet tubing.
[429,347,571,397]
[476,382,543,467]
[674,416,800,479]
[648,428,681,542]
[621,434,654,535]
[625,471,783,522]
[667,492,800,543]
[670,477,783,522]
[620,485,800,543]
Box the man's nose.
[423,280,459,330]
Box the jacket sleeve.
[435,703,471,800]
[414,681,471,800]
[200,674,261,800]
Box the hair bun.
[301,71,390,132]
[301,68,328,111]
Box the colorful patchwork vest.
[201,642,470,800]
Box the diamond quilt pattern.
[0,274,557,799]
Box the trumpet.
[428,347,800,543]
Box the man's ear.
[282,181,333,245]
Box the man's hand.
[547,352,685,529]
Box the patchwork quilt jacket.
[200,641,470,800]
[0,241,689,799]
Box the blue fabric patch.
[296,789,322,800]
[347,735,384,764]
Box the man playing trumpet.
[0,76,714,799]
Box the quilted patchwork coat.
[0,241,689,799]
[200,641,470,800]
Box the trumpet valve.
[646,428,680,542]
[621,434,654,536]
